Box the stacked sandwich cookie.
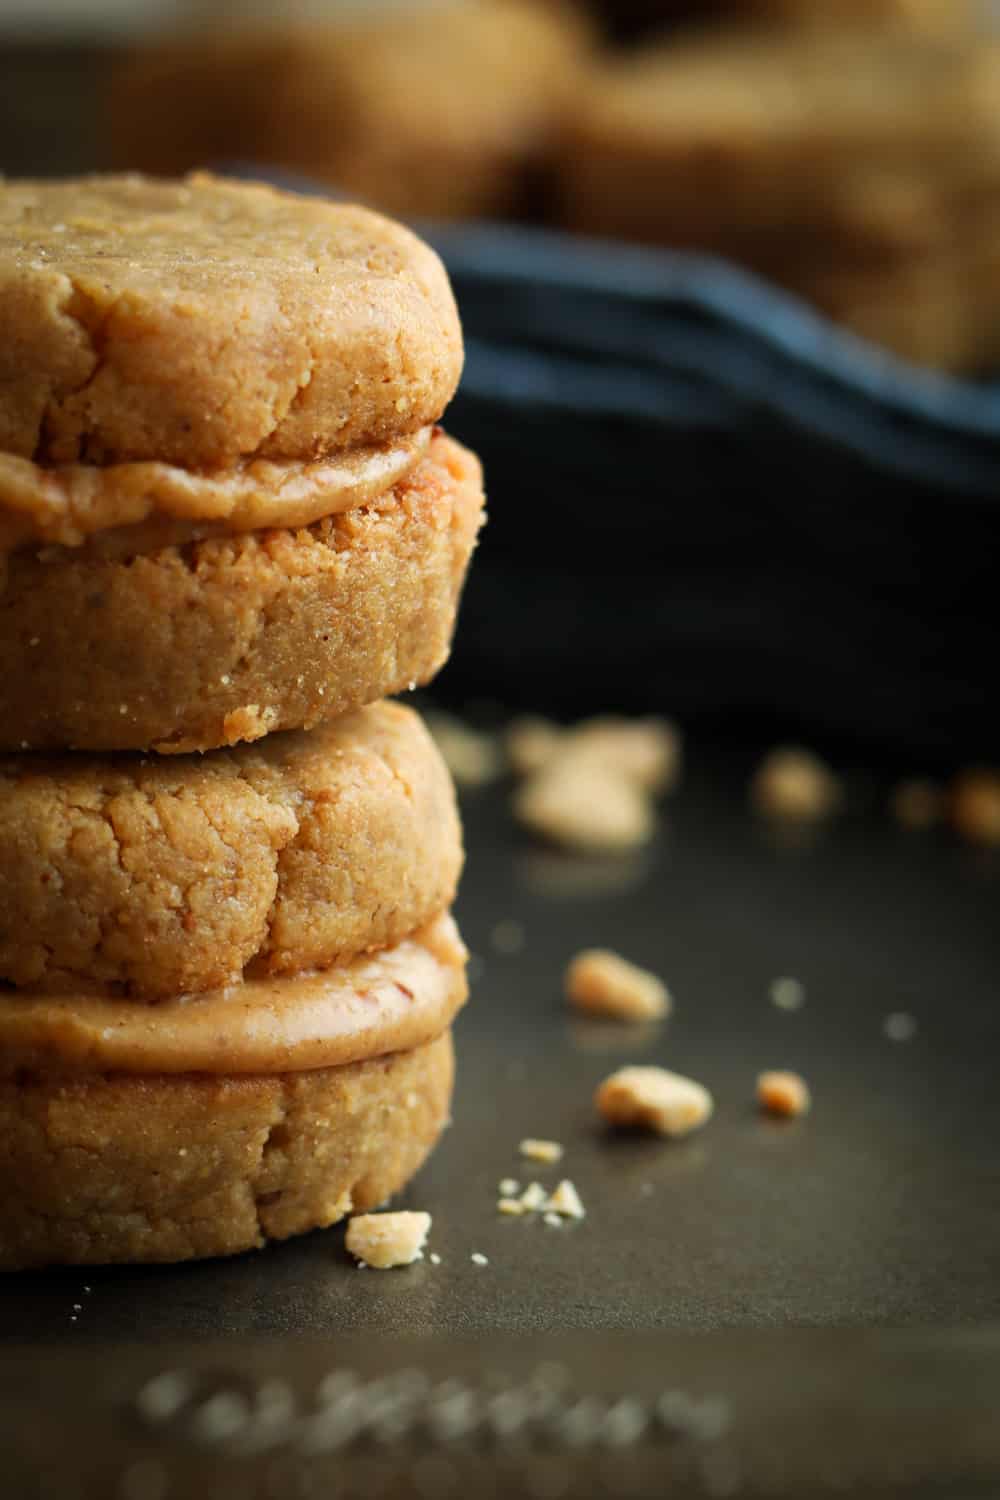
[0,175,483,1269]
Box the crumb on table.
[425,711,502,787]
[756,1070,811,1118]
[344,1211,431,1269]
[950,769,1000,846]
[514,757,654,853]
[546,1180,586,1219]
[750,747,842,823]
[596,1066,713,1138]
[769,976,805,1011]
[519,1138,564,1164]
[884,1011,917,1042]
[566,948,670,1021]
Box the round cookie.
[108,4,591,224]
[0,173,463,467]
[0,704,462,999]
[0,429,484,753]
[0,1029,453,1270]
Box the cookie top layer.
[0,173,463,466]
[0,701,462,999]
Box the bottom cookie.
[0,1029,453,1270]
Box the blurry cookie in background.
[106,0,591,222]
[559,28,1000,369]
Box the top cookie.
[0,174,463,467]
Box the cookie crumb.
[471,1252,489,1266]
[890,778,942,831]
[563,716,681,794]
[596,1066,713,1138]
[425,711,502,788]
[566,948,670,1021]
[519,1138,564,1164]
[429,1252,442,1266]
[884,1011,917,1042]
[344,1211,431,1270]
[498,1198,525,1216]
[519,1182,548,1212]
[506,716,564,776]
[950,769,1000,846]
[543,1212,563,1228]
[770,977,805,1011]
[757,1070,811,1118]
[546,1180,585,1219]
[498,1178,520,1197]
[751,747,842,823]
[514,758,654,853]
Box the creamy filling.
[0,426,432,553]
[0,912,467,1076]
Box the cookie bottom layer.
[0,1029,453,1270]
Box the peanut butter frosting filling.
[0,913,467,1077]
[0,426,431,552]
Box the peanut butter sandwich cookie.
[0,175,482,751]
[0,704,467,1268]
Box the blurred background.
[2,0,1000,776]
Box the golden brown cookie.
[107,3,590,224]
[560,31,1000,255]
[0,174,462,467]
[558,29,1000,367]
[0,1029,454,1270]
[0,429,484,753]
[0,705,462,999]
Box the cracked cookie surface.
[0,1028,454,1269]
[0,702,462,999]
[0,173,462,467]
[0,429,484,753]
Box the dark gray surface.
[3,758,998,1340]
[3,1327,1000,1499]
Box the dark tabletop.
[3,752,999,1497]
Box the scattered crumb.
[498,1178,520,1197]
[429,1252,442,1266]
[491,919,525,955]
[425,711,502,788]
[757,1070,811,1118]
[770,977,805,1012]
[566,948,671,1021]
[596,1066,713,1138]
[506,716,564,777]
[751,747,842,823]
[519,1183,548,1212]
[471,1252,489,1266]
[890,778,942,831]
[519,1138,564,1164]
[543,1212,562,1228]
[950,769,1000,846]
[514,757,655,852]
[884,1011,917,1042]
[497,1198,525,1216]
[565,716,682,795]
[546,1180,586,1219]
[344,1211,431,1270]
